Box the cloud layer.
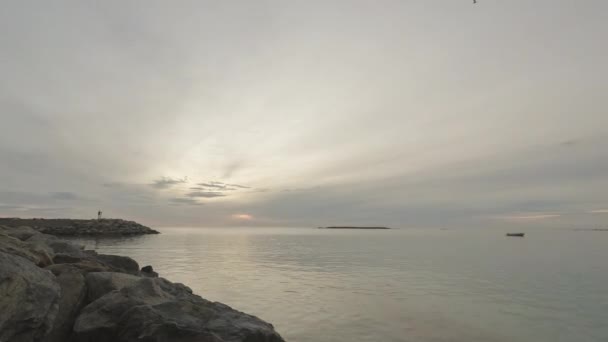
[1,1,607,227]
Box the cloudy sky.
[1,1,607,228]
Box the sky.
[1,0,607,228]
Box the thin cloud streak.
[187,192,226,198]
[150,177,188,189]
[588,209,608,214]
[169,198,203,206]
[496,214,562,222]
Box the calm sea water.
[69,227,608,342]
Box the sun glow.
[232,214,253,220]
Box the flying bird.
[473,0,477,3]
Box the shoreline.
[0,222,284,341]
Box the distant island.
[0,218,159,236]
[319,226,391,230]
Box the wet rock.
[0,251,61,342]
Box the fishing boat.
[506,233,525,237]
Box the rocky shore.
[0,224,285,342]
[0,218,160,236]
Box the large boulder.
[95,254,140,275]
[0,251,61,342]
[0,225,40,241]
[85,272,140,302]
[47,269,88,342]
[27,233,86,257]
[52,250,139,275]
[47,259,112,274]
[73,277,284,342]
[0,232,53,267]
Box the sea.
[69,227,608,342]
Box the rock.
[27,233,86,257]
[141,265,159,277]
[0,232,39,264]
[47,269,88,342]
[0,225,40,241]
[23,238,55,268]
[54,253,85,264]
[45,263,84,276]
[85,272,140,302]
[0,232,53,267]
[0,251,61,342]
[47,260,112,274]
[53,252,139,275]
[25,239,56,267]
[95,254,139,275]
[73,277,285,342]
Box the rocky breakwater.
[0,218,160,236]
[0,225,285,342]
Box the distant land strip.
[0,217,159,236]
[319,226,391,230]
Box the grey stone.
[85,272,140,302]
[74,277,284,342]
[95,254,139,275]
[53,253,84,264]
[0,232,53,267]
[1,225,40,241]
[46,260,112,275]
[27,233,85,257]
[0,251,61,342]
[47,270,88,342]
[52,252,139,275]
[141,265,159,277]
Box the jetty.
[0,218,159,236]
